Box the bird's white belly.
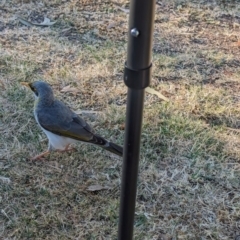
[42,128,77,150]
[34,110,77,150]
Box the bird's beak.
[20,82,30,88]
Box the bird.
[21,81,123,160]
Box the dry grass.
[1,0,240,239]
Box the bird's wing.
[37,100,95,142]
[36,100,123,156]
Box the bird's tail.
[102,141,123,156]
[92,134,123,157]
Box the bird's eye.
[30,86,38,96]
[34,88,39,96]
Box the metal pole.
[118,0,155,239]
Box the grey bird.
[21,81,123,160]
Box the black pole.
[118,1,155,240]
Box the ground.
[0,0,240,239]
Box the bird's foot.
[30,151,50,161]
[29,146,76,161]
[59,145,77,153]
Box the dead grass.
[1,0,240,239]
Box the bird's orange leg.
[30,150,50,161]
[30,145,76,160]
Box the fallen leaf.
[114,5,130,13]
[17,15,56,27]
[17,16,33,27]
[40,17,56,26]
[145,87,169,102]
[74,110,100,115]
[86,185,111,191]
[60,85,80,95]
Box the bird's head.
[21,81,54,104]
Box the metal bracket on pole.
[124,62,152,89]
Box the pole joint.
[124,62,152,89]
